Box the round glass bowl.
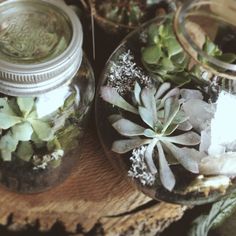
[96,0,236,205]
[0,0,95,193]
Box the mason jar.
[0,0,95,193]
[96,0,236,205]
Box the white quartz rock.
[209,91,236,154]
[199,127,211,153]
[199,152,236,176]
[182,99,214,132]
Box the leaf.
[177,121,193,131]
[161,87,180,102]
[165,37,183,57]
[216,53,236,64]
[163,124,179,136]
[161,57,175,71]
[108,114,123,124]
[173,110,189,124]
[155,82,171,100]
[1,150,12,161]
[101,87,138,114]
[112,139,151,154]
[157,142,175,191]
[162,97,180,134]
[143,129,157,138]
[188,194,236,236]
[142,45,162,64]
[17,97,34,117]
[30,120,54,141]
[17,141,34,162]
[162,131,201,146]
[147,24,160,45]
[12,122,33,141]
[163,141,203,173]
[0,133,18,152]
[141,88,157,125]
[0,113,22,129]
[112,119,146,137]
[139,106,154,128]
[0,98,16,115]
[145,138,158,174]
[134,82,141,105]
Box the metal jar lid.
[0,0,83,96]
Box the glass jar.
[96,0,236,205]
[0,0,95,193]
[89,0,178,35]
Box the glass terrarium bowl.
[88,0,178,35]
[96,0,236,205]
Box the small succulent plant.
[98,0,161,27]
[0,97,55,162]
[0,87,80,169]
[142,19,236,86]
[101,82,203,191]
[141,18,191,85]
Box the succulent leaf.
[112,139,151,154]
[163,141,202,173]
[17,97,34,117]
[134,82,142,105]
[145,138,158,174]
[101,86,138,114]
[0,98,16,115]
[155,82,171,100]
[162,132,201,146]
[12,122,33,141]
[30,120,53,141]
[112,119,146,137]
[142,45,162,64]
[108,114,123,124]
[17,141,34,162]
[162,97,180,134]
[143,129,158,138]
[139,106,154,128]
[1,150,12,161]
[0,133,18,152]
[141,88,157,125]
[0,113,22,129]
[157,141,175,191]
[165,37,183,57]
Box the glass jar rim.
[174,0,236,80]
[0,0,83,96]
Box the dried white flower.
[128,146,156,186]
[33,149,64,170]
[107,50,152,95]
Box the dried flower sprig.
[101,82,203,191]
[128,146,156,186]
[107,50,152,95]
